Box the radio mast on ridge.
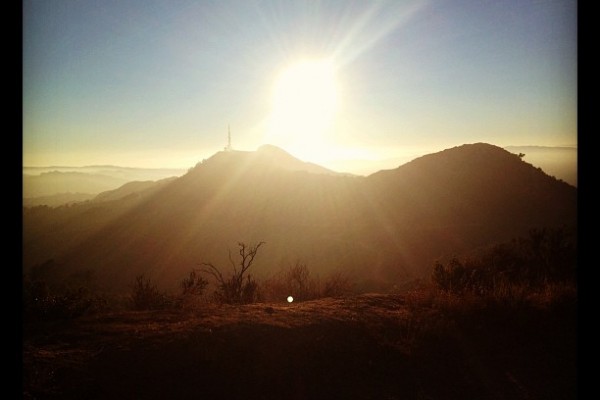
[224,125,232,151]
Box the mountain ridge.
[23,143,576,293]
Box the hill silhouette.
[504,145,577,186]
[91,177,177,203]
[23,166,186,203]
[23,171,128,198]
[23,192,96,208]
[23,143,576,293]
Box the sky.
[23,0,577,174]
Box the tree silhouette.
[201,242,265,304]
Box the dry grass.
[23,287,576,400]
[261,264,354,303]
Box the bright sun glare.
[265,59,338,157]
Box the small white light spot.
[287,296,294,303]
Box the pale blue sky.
[23,0,576,172]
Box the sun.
[264,59,339,158]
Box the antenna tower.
[225,125,232,151]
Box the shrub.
[322,270,353,297]
[201,242,265,304]
[283,262,319,301]
[262,262,319,302]
[431,227,577,297]
[180,269,208,296]
[23,278,106,321]
[262,264,354,302]
[175,269,210,309]
[432,258,469,293]
[130,274,170,310]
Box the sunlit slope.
[23,143,576,293]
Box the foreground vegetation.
[23,228,575,317]
[22,228,576,399]
[22,285,576,399]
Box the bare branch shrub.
[201,242,265,304]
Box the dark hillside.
[364,143,576,268]
[23,144,576,293]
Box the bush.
[201,242,265,305]
[180,269,208,296]
[432,227,577,296]
[262,262,319,302]
[130,274,170,310]
[283,262,320,301]
[23,278,106,321]
[212,274,260,304]
[322,270,353,297]
[174,269,210,309]
[262,264,353,302]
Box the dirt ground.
[22,293,577,399]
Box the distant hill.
[325,145,577,186]
[23,192,96,208]
[23,166,186,200]
[92,177,177,203]
[23,171,128,199]
[23,143,576,293]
